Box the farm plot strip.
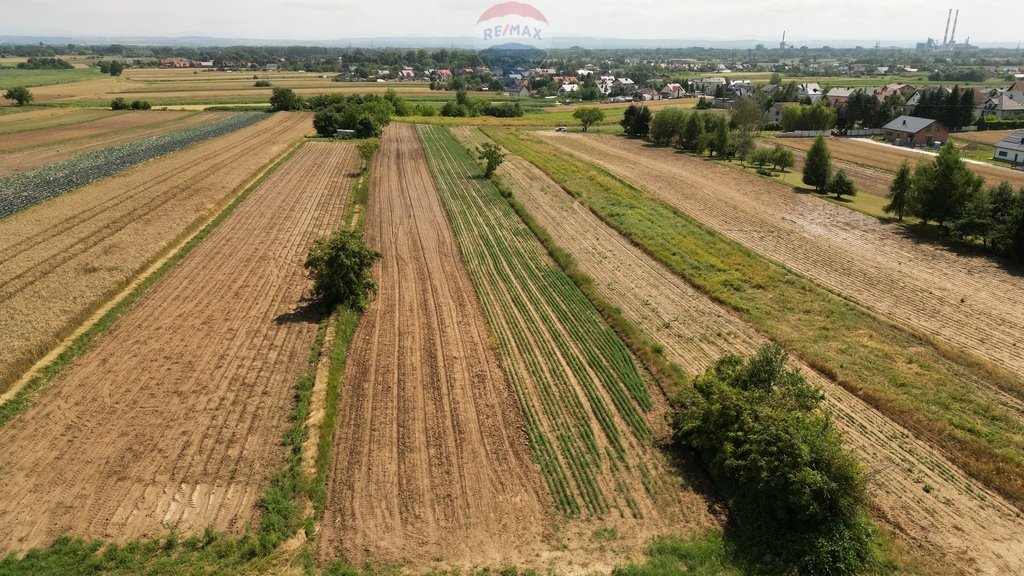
[0,109,192,152]
[0,108,120,136]
[457,127,1024,575]
[491,130,1024,518]
[0,112,311,392]
[541,133,1024,392]
[319,124,547,570]
[0,112,270,218]
[418,124,702,523]
[0,111,229,178]
[0,141,356,554]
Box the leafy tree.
[951,186,992,244]
[910,143,984,230]
[572,106,605,132]
[749,147,773,169]
[734,130,756,163]
[730,96,765,133]
[884,161,913,221]
[3,86,33,106]
[477,142,504,178]
[771,144,794,172]
[769,72,783,85]
[303,228,381,311]
[681,112,706,153]
[802,135,832,192]
[270,87,303,111]
[130,100,151,110]
[312,110,343,136]
[110,97,128,110]
[383,88,410,116]
[620,104,651,138]
[650,107,687,146]
[254,80,272,87]
[109,60,124,76]
[713,115,731,158]
[827,169,856,199]
[356,138,380,172]
[672,344,877,575]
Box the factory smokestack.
[950,9,959,46]
[942,9,951,46]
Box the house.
[798,83,823,102]
[1007,82,1024,102]
[759,84,780,96]
[198,60,214,68]
[978,93,1024,119]
[636,88,661,101]
[398,66,415,78]
[826,87,857,108]
[264,63,279,71]
[558,84,579,95]
[509,82,530,98]
[660,83,685,99]
[434,69,453,81]
[614,78,637,93]
[730,80,755,97]
[871,66,890,76]
[992,130,1024,166]
[882,115,949,147]
[694,77,727,95]
[768,102,788,124]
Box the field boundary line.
[0,139,308,425]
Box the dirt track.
[0,112,312,391]
[482,130,1024,575]
[0,141,355,553]
[542,133,1024,387]
[0,110,192,152]
[0,112,228,177]
[778,136,1024,190]
[319,124,547,569]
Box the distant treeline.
[14,57,73,69]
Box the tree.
[827,169,856,199]
[734,131,756,163]
[620,104,651,138]
[3,86,33,106]
[713,115,731,158]
[771,144,795,172]
[356,138,380,172]
[910,143,984,230]
[303,228,381,311]
[270,87,303,111]
[110,97,129,110]
[650,107,687,146]
[478,142,504,178]
[572,106,605,132]
[109,60,124,76]
[681,112,705,153]
[769,72,783,85]
[884,161,913,221]
[730,96,765,133]
[802,135,832,192]
[750,147,773,169]
[672,344,876,575]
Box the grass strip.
[0,140,306,428]
[486,127,1024,510]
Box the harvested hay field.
[767,140,895,197]
[0,111,229,178]
[319,124,549,570]
[0,112,312,392]
[0,108,120,135]
[542,132,1024,384]
[953,129,1021,146]
[0,140,356,553]
[459,127,1024,575]
[0,110,193,152]
[778,136,1024,190]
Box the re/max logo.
[482,23,543,40]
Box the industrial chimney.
[950,9,959,46]
[942,9,952,46]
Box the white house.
[660,83,685,99]
[978,93,1024,119]
[558,83,579,95]
[730,80,755,97]
[993,130,1024,166]
[798,83,824,102]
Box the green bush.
[304,228,381,311]
[110,97,129,110]
[672,344,883,575]
[254,79,272,87]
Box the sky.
[3,0,1023,46]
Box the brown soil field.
[0,112,312,392]
[778,136,1024,190]
[0,140,356,553]
[467,128,1024,575]
[0,108,120,135]
[0,110,192,152]
[319,124,549,570]
[952,129,1021,146]
[0,107,79,125]
[542,133,1024,385]
[0,112,229,177]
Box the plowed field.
[0,112,228,177]
[0,141,356,553]
[462,128,1024,575]
[319,124,547,569]
[777,136,1024,189]
[542,133,1024,385]
[0,112,312,391]
[0,110,191,152]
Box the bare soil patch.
[0,110,191,152]
[0,112,312,391]
[0,140,355,553]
